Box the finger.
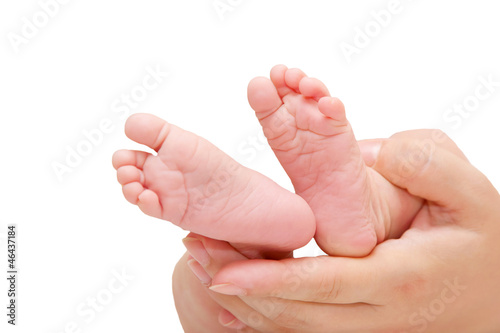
[388,129,469,161]
[211,256,385,304]
[173,253,237,333]
[183,233,248,278]
[214,290,388,332]
[372,132,496,215]
[179,239,272,331]
[210,279,380,333]
[184,236,378,331]
[218,309,247,330]
[238,296,379,332]
[207,291,286,333]
[358,129,468,168]
[211,232,452,306]
[184,235,317,332]
[209,255,394,332]
[358,139,384,167]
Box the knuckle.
[266,300,291,324]
[316,271,342,302]
[266,300,304,329]
[396,138,435,180]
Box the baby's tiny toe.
[125,113,171,152]
[318,96,346,122]
[112,150,131,169]
[247,77,283,119]
[270,64,294,97]
[117,165,144,185]
[299,77,330,101]
[122,182,144,205]
[137,190,162,218]
[284,68,307,92]
[112,150,150,170]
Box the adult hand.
[197,130,500,332]
[173,252,236,333]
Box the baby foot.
[248,65,392,256]
[112,113,315,254]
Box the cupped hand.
[197,130,500,332]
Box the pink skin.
[247,65,421,256]
[174,239,251,332]
[113,65,422,259]
[112,113,315,256]
[175,130,500,332]
[198,131,500,333]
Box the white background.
[1,0,500,332]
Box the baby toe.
[112,149,150,170]
[284,68,307,92]
[318,96,346,122]
[137,189,162,218]
[270,64,294,97]
[125,113,171,152]
[299,77,331,101]
[117,165,144,185]
[247,77,283,120]
[122,182,144,205]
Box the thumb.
[358,130,468,167]
[358,139,384,167]
[371,131,496,215]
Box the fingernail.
[209,283,247,296]
[360,140,383,167]
[182,237,210,267]
[218,310,237,327]
[218,309,247,329]
[220,315,237,327]
[187,259,212,286]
